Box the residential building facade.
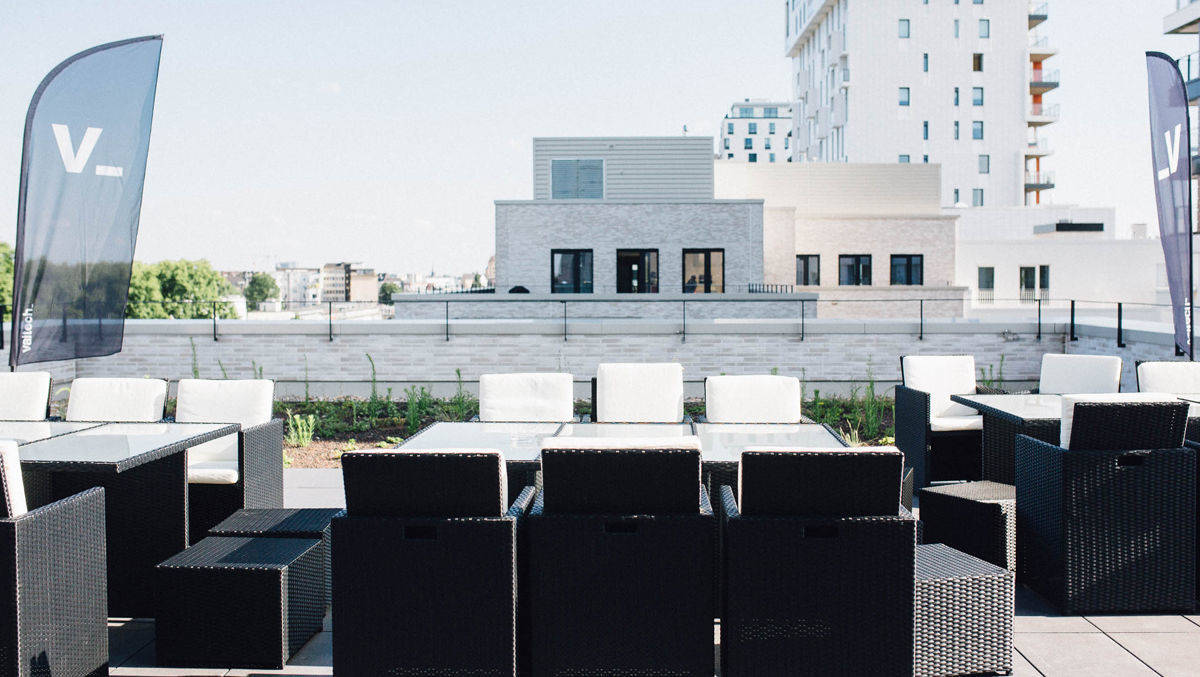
[320,262,378,303]
[717,99,793,163]
[784,0,1057,207]
[1164,0,1200,173]
[272,263,320,306]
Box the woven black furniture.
[188,419,285,544]
[919,480,1015,571]
[527,445,714,676]
[155,535,324,669]
[209,507,343,610]
[951,394,1061,485]
[334,451,534,677]
[719,448,916,676]
[1016,400,1197,614]
[0,487,107,677]
[915,543,1013,677]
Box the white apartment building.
[717,99,793,163]
[272,263,320,306]
[784,0,1057,207]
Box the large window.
[978,154,990,174]
[796,255,820,285]
[765,107,778,118]
[973,53,984,71]
[683,249,724,294]
[738,106,753,117]
[726,122,734,134]
[1019,266,1036,302]
[923,121,929,140]
[972,121,984,139]
[748,122,758,135]
[551,159,603,199]
[972,188,985,207]
[765,138,773,149]
[899,19,910,38]
[551,249,593,293]
[979,19,990,38]
[748,153,758,163]
[899,155,911,163]
[769,122,776,134]
[839,255,872,286]
[899,87,911,106]
[890,255,924,286]
[616,250,658,294]
[1039,264,1050,298]
[978,266,995,303]
[744,138,753,150]
[972,87,984,106]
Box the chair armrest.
[717,485,740,521]
[507,485,538,518]
[894,386,931,490]
[240,419,284,508]
[975,384,1008,395]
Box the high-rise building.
[1163,0,1200,173]
[784,0,1057,207]
[717,99,793,163]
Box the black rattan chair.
[1016,398,1196,614]
[527,440,714,676]
[333,450,535,677]
[186,420,284,544]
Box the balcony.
[1025,139,1052,158]
[1165,0,1200,34]
[1029,69,1060,94]
[816,107,832,139]
[1177,52,1200,102]
[831,95,846,128]
[1028,2,1048,29]
[1025,171,1056,191]
[840,66,850,88]
[1028,35,1057,63]
[1027,103,1059,127]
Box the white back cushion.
[479,373,574,422]
[705,375,803,423]
[596,363,685,423]
[1059,392,1175,449]
[177,379,274,467]
[901,355,978,418]
[1039,354,1121,395]
[66,378,167,422]
[542,436,702,451]
[0,372,50,421]
[0,440,27,518]
[1137,361,1200,394]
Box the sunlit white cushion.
[0,372,50,421]
[187,461,239,485]
[177,379,274,474]
[66,378,167,422]
[705,375,803,423]
[479,373,574,422]
[595,363,684,423]
[541,436,702,451]
[1039,354,1121,395]
[930,415,984,432]
[1137,361,1200,394]
[0,440,26,517]
[1059,392,1175,449]
[902,355,978,419]
[391,448,507,512]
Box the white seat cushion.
[541,435,702,451]
[391,448,508,512]
[177,379,274,474]
[187,433,240,466]
[930,415,984,432]
[187,461,240,485]
[0,372,51,421]
[705,375,803,423]
[66,378,167,422]
[1137,361,1200,394]
[902,355,978,419]
[1059,392,1176,449]
[1039,354,1121,395]
[479,373,573,422]
[0,440,27,517]
[596,363,685,423]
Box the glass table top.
[694,423,847,462]
[0,421,102,444]
[952,394,1063,421]
[18,422,234,467]
[554,423,695,438]
[400,422,565,461]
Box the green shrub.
[284,411,316,447]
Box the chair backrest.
[1059,393,1187,450]
[0,440,27,518]
[341,450,507,517]
[176,379,274,427]
[1137,361,1200,394]
[704,375,803,423]
[900,355,978,419]
[595,363,684,423]
[737,447,903,517]
[65,378,167,422]
[1039,354,1121,395]
[478,372,574,422]
[0,372,51,421]
[539,436,701,514]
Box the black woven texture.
[719,485,917,677]
[981,413,1059,485]
[919,481,1015,571]
[0,487,107,677]
[1016,434,1197,613]
[894,385,931,490]
[901,466,914,512]
[342,451,506,517]
[739,449,903,517]
[1067,401,1188,451]
[525,488,715,676]
[539,447,701,515]
[333,486,535,677]
[155,535,324,669]
[914,544,1013,677]
[188,419,285,545]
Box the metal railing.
[1030,69,1060,84]
[1025,170,1055,186]
[1026,138,1051,154]
[1029,35,1050,50]
[1178,52,1200,82]
[1030,103,1060,118]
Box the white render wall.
[531,138,715,200]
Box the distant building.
[485,256,496,285]
[220,270,255,292]
[320,262,378,303]
[717,99,792,163]
[273,263,320,306]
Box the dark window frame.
[682,248,726,294]
[616,249,660,294]
[796,254,820,285]
[890,254,924,286]
[550,249,594,294]
[839,254,872,286]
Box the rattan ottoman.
[155,536,325,669]
[209,507,344,609]
[916,543,1014,677]
[919,481,1015,571]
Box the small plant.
[342,439,359,452]
[375,441,392,448]
[385,436,403,445]
[251,361,265,379]
[284,410,316,447]
[283,449,293,469]
[303,355,311,402]
[217,360,229,379]
[979,355,1006,389]
[189,337,200,378]
[441,369,479,422]
[404,385,437,435]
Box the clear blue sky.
[0,1,1191,275]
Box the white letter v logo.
[1158,123,1182,181]
[51,124,102,174]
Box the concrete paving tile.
[1014,614,1100,633]
[1107,633,1200,677]
[1013,633,1157,676]
[1186,615,1200,628]
[225,633,332,676]
[108,641,229,676]
[1011,649,1043,677]
[108,620,155,667]
[1085,615,1200,633]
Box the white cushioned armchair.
[65,377,167,422]
[591,363,685,423]
[1036,354,1122,394]
[1137,360,1200,442]
[703,375,804,424]
[176,379,283,543]
[0,372,51,421]
[478,372,574,422]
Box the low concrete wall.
[389,293,818,321]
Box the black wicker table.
[16,421,237,618]
[919,480,1015,571]
[951,394,1062,484]
[155,535,325,669]
[399,421,564,490]
[915,543,1014,677]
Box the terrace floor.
[107,469,1200,677]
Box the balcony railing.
[1179,52,1200,82]
[1029,35,1050,49]
[1030,69,1060,84]
[1029,2,1049,16]
[977,289,995,305]
[1026,139,1051,154]
[1029,103,1060,118]
[1025,171,1055,186]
